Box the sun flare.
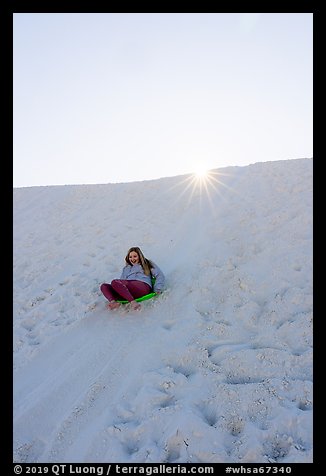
[194,166,209,179]
[166,166,234,214]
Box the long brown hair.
[125,247,153,276]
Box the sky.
[13,158,313,463]
[13,13,313,188]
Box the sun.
[194,166,209,179]
[166,164,234,214]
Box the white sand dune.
[13,158,313,463]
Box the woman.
[100,246,165,311]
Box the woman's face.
[129,251,140,265]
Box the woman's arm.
[151,264,165,293]
[120,266,129,279]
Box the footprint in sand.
[162,321,175,330]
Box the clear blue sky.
[13,13,313,187]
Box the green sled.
[116,292,157,304]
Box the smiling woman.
[100,246,165,311]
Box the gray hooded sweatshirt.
[120,263,165,293]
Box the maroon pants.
[100,279,151,303]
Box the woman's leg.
[100,283,121,302]
[111,279,151,302]
[100,283,122,310]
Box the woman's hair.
[125,246,153,276]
